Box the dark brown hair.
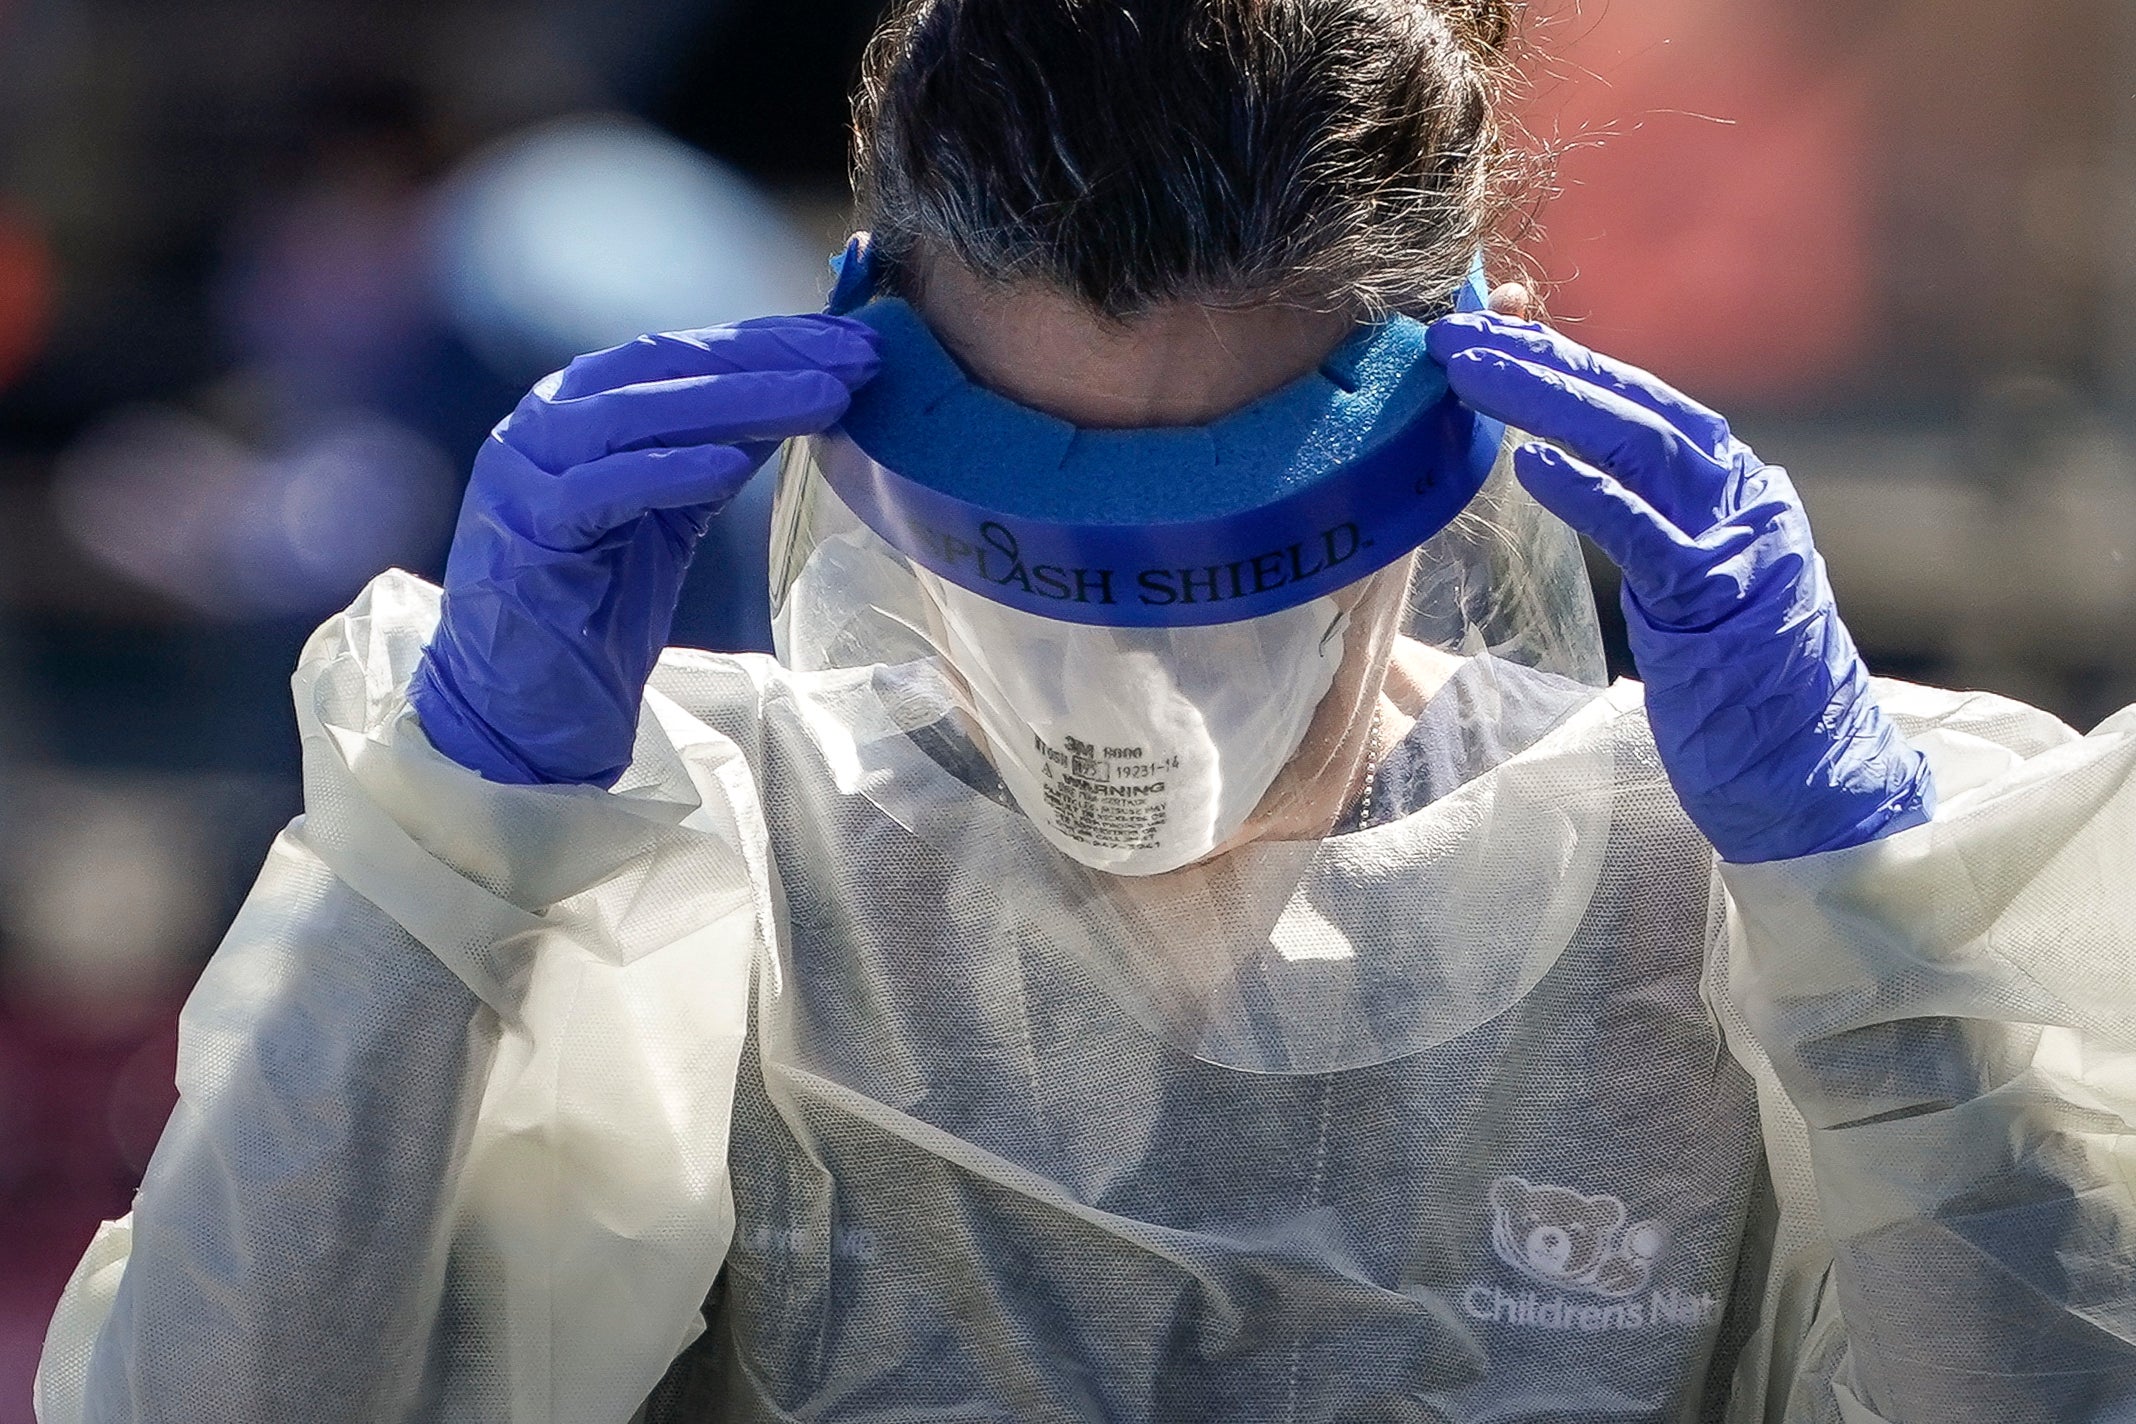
[852,0,1522,321]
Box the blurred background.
[0,0,2131,1413]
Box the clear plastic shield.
[765,430,1619,1073]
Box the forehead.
[912,256,1356,430]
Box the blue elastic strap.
[1456,250,1492,314]
[827,233,877,316]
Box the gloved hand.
[1426,312,1933,863]
[410,316,882,787]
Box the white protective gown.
[35,570,2136,1424]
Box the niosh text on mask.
[1031,733,1181,852]
[911,518,1366,611]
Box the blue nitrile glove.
[410,316,882,787]
[1426,312,1933,863]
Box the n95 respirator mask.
[920,571,1348,876]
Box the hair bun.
[1440,0,1517,57]
[857,0,1522,320]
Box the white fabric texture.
[35,571,2136,1423]
[1716,687,2136,1423]
[39,573,766,1423]
[647,652,1743,1420]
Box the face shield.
[763,256,1617,1073]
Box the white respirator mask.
[920,571,1349,876]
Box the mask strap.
[827,232,878,316]
[1455,248,1491,314]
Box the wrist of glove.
[1429,312,1933,864]
[1619,470,1933,862]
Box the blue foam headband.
[815,241,1504,628]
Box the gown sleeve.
[35,571,772,1424]
[1714,680,2136,1423]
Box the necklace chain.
[1358,705,1387,830]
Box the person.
[36,2,2136,1421]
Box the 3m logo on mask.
[1465,1176,1719,1335]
